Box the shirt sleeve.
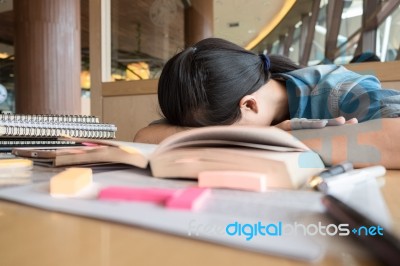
[277,65,400,121]
[339,77,400,122]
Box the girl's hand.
[274,116,358,131]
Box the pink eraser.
[98,186,176,203]
[81,142,100,146]
[165,187,210,211]
[198,171,267,192]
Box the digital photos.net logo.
[224,221,384,241]
[187,219,384,241]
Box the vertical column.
[324,0,344,62]
[14,0,81,114]
[184,0,213,47]
[355,0,379,55]
[355,0,399,56]
[396,44,400,61]
[277,34,286,55]
[298,13,309,63]
[283,26,295,57]
[266,43,273,54]
[299,0,320,66]
[89,0,103,119]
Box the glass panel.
[376,4,400,61]
[334,0,362,64]
[288,26,301,64]
[109,0,185,82]
[270,40,280,54]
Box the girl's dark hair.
[158,38,301,127]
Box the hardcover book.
[12,126,325,189]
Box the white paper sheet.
[0,167,392,262]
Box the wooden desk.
[0,171,399,266]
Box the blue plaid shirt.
[275,65,400,122]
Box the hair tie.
[259,54,270,72]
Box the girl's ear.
[239,95,259,113]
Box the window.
[0,0,14,112]
[107,0,184,82]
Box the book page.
[154,126,309,156]
[162,139,305,152]
[59,137,158,159]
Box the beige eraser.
[198,171,267,192]
[50,168,93,197]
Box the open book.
[12,126,325,188]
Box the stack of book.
[0,113,117,152]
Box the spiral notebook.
[0,114,117,151]
[0,113,100,123]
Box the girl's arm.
[292,118,400,169]
[134,118,400,169]
[133,123,191,144]
[133,117,352,144]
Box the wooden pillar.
[355,0,379,55]
[184,0,213,47]
[397,44,400,61]
[266,43,273,54]
[299,14,309,64]
[355,0,400,56]
[14,0,81,115]
[277,34,286,55]
[283,26,295,57]
[299,0,320,66]
[325,0,344,61]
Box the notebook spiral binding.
[0,139,76,145]
[2,126,115,139]
[0,121,117,131]
[0,114,117,140]
[0,114,99,124]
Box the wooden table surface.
[0,171,399,266]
